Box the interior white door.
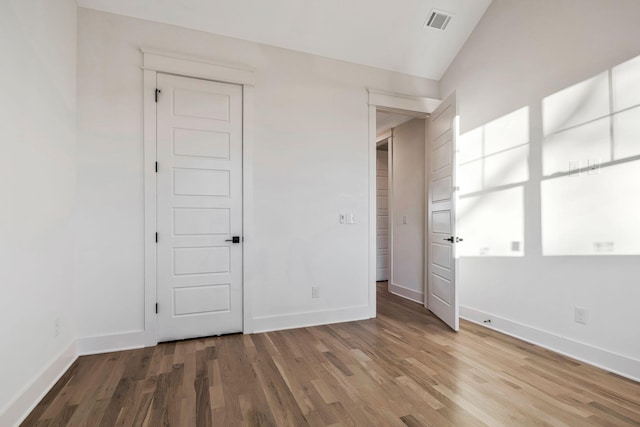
[426,92,459,331]
[156,73,243,342]
[376,147,390,281]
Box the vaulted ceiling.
[76,0,492,80]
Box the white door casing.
[156,73,243,341]
[376,148,390,281]
[426,92,459,331]
[368,90,440,319]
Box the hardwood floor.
[22,283,640,426]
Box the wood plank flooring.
[22,283,640,426]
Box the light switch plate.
[569,160,581,177]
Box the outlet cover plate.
[575,307,588,325]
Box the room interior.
[2,0,640,425]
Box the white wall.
[441,0,640,379]
[390,119,426,302]
[0,1,78,425]
[75,8,439,343]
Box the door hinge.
[155,88,161,103]
[155,232,158,243]
[155,161,158,173]
[155,303,158,314]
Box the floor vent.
[424,9,453,30]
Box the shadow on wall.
[456,54,640,258]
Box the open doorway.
[369,90,460,331]
[376,138,390,282]
[375,110,427,303]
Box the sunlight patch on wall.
[458,107,530,193]
[457,107,529,257]
[613,108,640,159]
[543,116,610,176]
[543,72,609,136]
[542,54,640,256]
[612,54,640,112]
[542,160,640,255]
[458,186,524,257]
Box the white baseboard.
[251,305,371,334]
[77,330,149,356]
[389,283,424,304]
[0,340,77,427]
[461,306,640,382]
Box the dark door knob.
[443,236,463,243]
[225,236,241,244]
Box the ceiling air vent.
[424,9,453,30]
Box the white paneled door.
[427,92,460,331]
[156,74,243,341]
[376,148,390,281]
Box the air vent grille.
[424,9,453,30]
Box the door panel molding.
[143,50,255,346]
[427,91,460,331]
[156,74,243,341]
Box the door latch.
[443,236,464,243]
[225,236,241,244]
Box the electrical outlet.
[593,241,614,252]
[339,213,346,224]
[54,318,60,337]
[575,307,588,325]
[312,287,320,299]
[402,215,407,225]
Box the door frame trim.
[142,49,256,346]
[367,89,440,317]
